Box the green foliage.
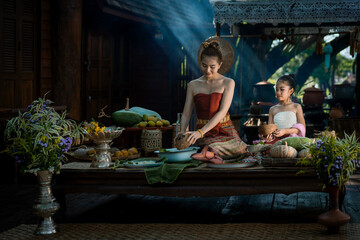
[2,94,87,173]
[297,130,360,191]
[335,54,354,79]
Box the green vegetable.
[158,148,170,152]
[111,98,143,127]
[281,137,314,151]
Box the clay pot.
[303,86,325,106]
[317,186,350,233]
[329,107,344,119]
[253,81,276,103]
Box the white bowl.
[154,147,200,163]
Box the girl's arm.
[268,107,275,124]
[180,82,194,133]
[295,104,306,127]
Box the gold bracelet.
[197,129,204,138]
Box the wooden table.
[54,162,322,198]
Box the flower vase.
[91,139,112,168]
[317,186,350,233]
[88,127,124,168]
[33,170,59,235]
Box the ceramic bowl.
[154,147,200,163]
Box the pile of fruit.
[113,147,139,159]
[111,103,171,128]
[135,114,170,128]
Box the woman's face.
[200,55,222,80]
[275,81,294,102]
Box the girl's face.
[275,81,294,102]
[200,55,222,80]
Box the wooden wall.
[128,29,173,120]
[38,0,53,97]
[0,0,38,109]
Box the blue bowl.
[154,147,200,163]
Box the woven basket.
[141,129,162,154]
[261,157,303,167]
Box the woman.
[179,37,247,158]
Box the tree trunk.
[265,36,317,79]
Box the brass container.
[33,170,59,235]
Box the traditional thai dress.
[194,92,247,159]
[273,111,306,137]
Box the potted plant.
[298,130,360,233]
[2,95,87,235]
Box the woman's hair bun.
[209,41,220,49]
[202,41,220,50]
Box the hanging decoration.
[324,44,333,70]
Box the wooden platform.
[1,180,360,234]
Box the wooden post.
[356,54,360,116]
[216,23,221,37]
[52,0,82,121]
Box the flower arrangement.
[84,121,105,135]
[298,130,360,191]
[2,95,87,173]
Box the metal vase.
[91,139,112,168]
[33,170,59,235]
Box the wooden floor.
[1,176,360,233]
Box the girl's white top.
[274,111,297,129]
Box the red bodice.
[194,92,231,137]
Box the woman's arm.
[180,82,194,133]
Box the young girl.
[268,74,306,138]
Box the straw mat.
[1,223,360,240]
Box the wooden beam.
[53,0,82,121]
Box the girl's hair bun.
[289,74,296,82]
[277,74,296,91]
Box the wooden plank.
[64,193,118,218]
[296,192,328,222]
[343,185,360,223]
[220,194,274,222]
[271,193,298,222]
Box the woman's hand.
[184,131,202,145]
[273,129,287,138]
